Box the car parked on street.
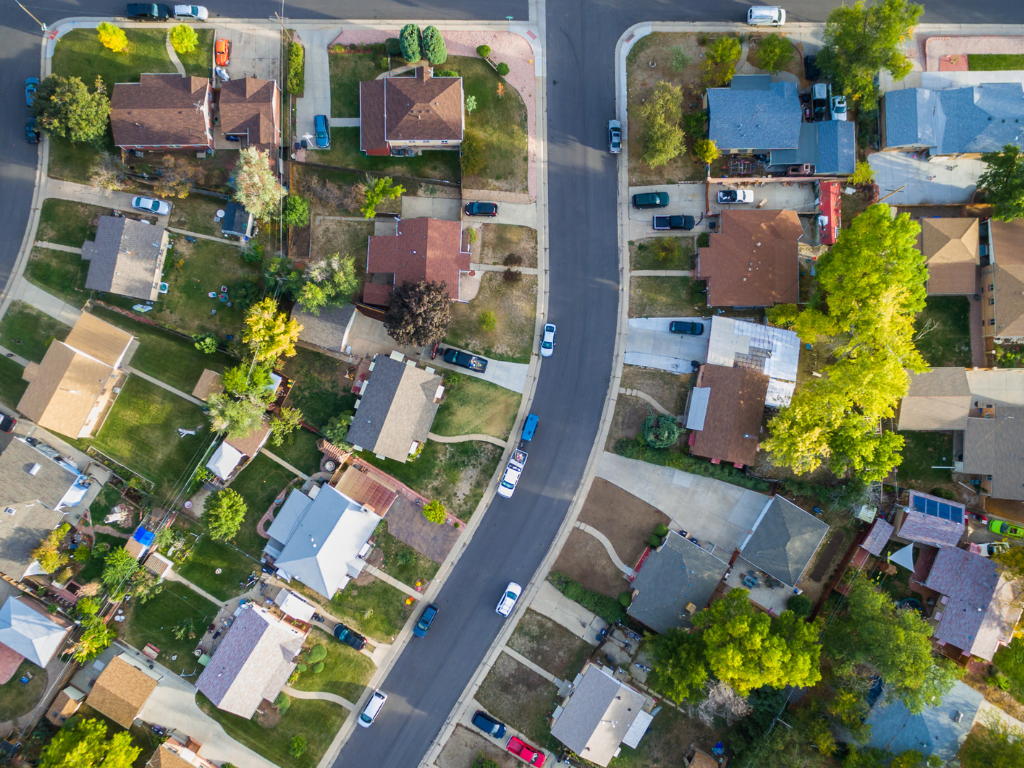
[25,77,38,108]
[333,622,367,650]
[632,192,669,209]
[653,215,695,231]
[25,118,40,144]
[173,4,208,19]
[465,201,499,217]
[608,119,622,153]
[358,690,387,728]
[496,582,522,617]
[830,95,848,121]
[669,320,704,335]
[412,603,438,637]
[507,736,546,766]
[215,38,230,66]
[990,520,1024,539]
[0,414,17,433]
[540,323,556,357]
[977,542,1010,557]
[497,450,527,499]
[314,114,330,148]
[126,3,172,19]
[444,348,488,372]
[472,710,507,739]
[131,196,171,215]
[717,190,754,204]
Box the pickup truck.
[506,736,546,766]
[717,190,754,204]
[497,450,527,499]
[444,348,488,372]
[653,215,695,231]
[812,82,831,122]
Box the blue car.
[314,114,330,148]
[25,77,38,108]
[472,710,506,739]
[412,603,438,637]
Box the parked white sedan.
[131,196,171,216]
[540,323,556,357]
[173,5,209,19]
[496,582,522,617]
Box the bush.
[379,57,390,71]
[308,644,327,663]
[241,242,264,264]
[496,62,510,77]
[618,591,633,607]
[288,42,305,95]
[170,24,198,54]
[502,268,521,284]
[477,44,491,58]
[653,523,669,537]
[295,663,308,672]
[422,26,447,65]
[929,487,956,501]
[671,46,689,72]
[787,594,812,618]
[434,70,458,78]
[503,253,522,267]
[755,33,793,73]
[400,23,422,62]
[692,138,720,165]
[289,736,307,758]
[385,38,402,56]
[549,573,627,623]
[849,161,875,186]
[989,671,1010,691]
[312,661,325,673]
[193,333,217,354]
[641,413,680,448]
[422,500,446,524]
[683,111,706,138]
[461,132,485,176]
[282,195,310,228]
[649,534,664,547]
[274,692,291,713]
[478,310,497,331]
[696,232,710,248]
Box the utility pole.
[14,0,46,32]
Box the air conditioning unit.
[4,508,15,516]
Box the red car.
[507,736,545,766]
[215,38,230,66]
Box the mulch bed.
[579,478,671,567]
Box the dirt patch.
[477,224,538,267]
[289,224,311,265]
[605,394,650,451]
[621,366,694,415]
[475,652,559,745]
[807,530,848,583]
[447,273,537,363]
[552,528,630,598]
[613,704,723,768]
[508,609,594,681]
[579,478,671,568]
[310,217,374,274]
[963,671,1024,721]
[437,725,521,768]
[385,493,461,564]
[254,701,281,728]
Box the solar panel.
[910,493,963,524]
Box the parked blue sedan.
[412,603,438,637]
[25,77,38,108]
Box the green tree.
[639,81,685,168]
[297,253,360,315]
[244,297,302,362]
[647,629,709,702]
[33,75,110,144]
[39,718,140,768]
[128,569,163,603]
[641,413,680,448]
[202,489,248,541]
[755,34,793,72]
[270,407,303,447]
[465,95,477,114]
[193,333,217,354]
[704,36,742,86]
[478,310,497,331]
[101,548,140,599]
[233,147,285,220]
[422,500,446,524]
[169,24,198,54]
[288,42,304,94]
[289,736,307,758]
[979,144,1024,222]
[324,411,354,445]
[75,596,100,618]
[283,195,311,227]
[384,280,452,346]
[221,363,273,398]
[207,393,267,439]
[422,26,447,65]
[691,137,720,165]
[361,176,405,219]
[399,24,422,62]
[32,524,70,574]
[993,545,1024,580]
[97,23,128,53]
[849,160,876,185]
[960,719,1024,768]
[787,594,812,618]
[818,0,923,106]
[74,616,117,662]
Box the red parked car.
[215,38,230,66]
[507,736,546,766]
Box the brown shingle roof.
[87,655,159,728]
[191,369,224,401]
[697,210,802,307]
[690,364,768,466]
[359,79,387,154]
[332,465,398,516]
[45,687,84,726]
[225,419,271,458]
[219,77,280,151]
[920,218,979,295]
[111,75,212,149]
[146,745,195,768]
[82,216,169,301]
[384,67,463,142]
[366,218,469,302]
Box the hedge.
[548,573,626,623]
[288,42,305,96]
[614,438,771,492]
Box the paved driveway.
[465,201,537,229]
[213,26,281,85]
[868,151,985,206]
[402,196,462,222]
[708,181,816,215]
[294,29,337,149]
[627,183,705,240]
[434,346,529,393]
[624,317,709,372]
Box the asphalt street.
[2,2,1024,768]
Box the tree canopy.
[384,280,452,346]
[647,629,709,702]
[32,523,71,574]
[960,719,1024,768]
[169,24,198,54]
[297,254,360,315]
[978,144,1024,222]
[422,26,447,65]
[207,392,267,440]
[96,23,128,53]
[399,24,421,62]
[202,489,248,541]
[639,81,685,169]
[39,718,140,768]
[33,75,110,144]
[361,176,405,219]
[101,548,140,599]
[270,407,304,447]
[244,297,302,362]
[233,147,285,220]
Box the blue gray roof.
[708,76,801,151]
[740,496,829,586]
[768,121,855,175]
[884,84,1024,153]
[865,680,982,761]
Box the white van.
[747,6,786,26]
[358,690,387,728]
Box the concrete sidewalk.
[260,447,311,480]
[9,278,81,325]
[528,580,607,646]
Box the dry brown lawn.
[606,394,650,451]
[437,726,521,768]
[579,478,671,567]
[507,610,593,681]
[552,528,630,598]
[477,224,538,267]
[446,273,536,363]
[311,218,374,264]
[621,366,694,415]
[474,653,559,745]
[629,276,705,318]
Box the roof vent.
[29,463,42,476]
[4,508,15,516]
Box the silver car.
[608,119,622,154]
[496,582,522,617]
[173,4,209,19]
[131,196,171,216]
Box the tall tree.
[646,629,709,703]
[421,26,448,65]
[221,362,274,399]
[33,75,110,144]
[233,147,285,220]
[384,280,452,346]
[202,489,248,541]
[639,81,685,168]
[39,718,140,768]
[960,719,1024,768]
[818,0,923,106]
[101,548,141,599]
[978,144,1024,222]
[296,253,360,315]
[269,407,303,447]
[243,297,302,362]
[360,176,405,219]
[73,616,117,662]
[399,23,422,62]
[207,392,267,439]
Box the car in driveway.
[653,215,695,231]
[358,690,387,728]
[632,192,669,209]
[314,114,330,148]
[25,118,40,144]
[215,38,230,66]
[507,736,546,766]
[0,414,17,433]
[496,582,522,617]
[444,348,488,372]
[540,323,556,357]
[830,95,848,121]
[126,3,171,19]
[25,77,38,108]
[990,520,1024,539]
[131,196,171,216]
[465,201,498,217]
[472,710,507,739]
[333,622,367,650]
[717,190,754,204]
[173,4,208,18]
[608,119,622,153]
[670,320,704,335]
[412,603,438,637]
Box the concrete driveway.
[627,183,705,240]
[212,26,281,85]
[868,151,985,206]
[624,317,709,373]
[401,196,462,222]
[294,29,337,149]
[465,201,537,229]
[708,181,816,216]
[434,346,529,393]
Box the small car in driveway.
[830,95,848,121]
[126,3,172,19]
[444,348,488,372]
[496,582,522,617]
[173,4,209,19]
[507,736,546,766]
[314,114,330,148]
[25,77,38,108]
[632,191,669,209]
[608,119,622,153]
[0,414,17,433]
[358,690,387,728]
[540,323,556,357]
[412,603,438,637]
[670,320,704,335]
[990,520,1024,539]
[472,710,507,739]
[215,38,230,66]
[465,201,498,217]
[717,190,754,204]
[131,196,171,216]
[25,117,40,144]
[333,622,367,650]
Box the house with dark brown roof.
[82,216,169,301]
[218,77,280,151]
[359,67,463,156]
[86,654,161,728]
[111,74,213,151]
[982,219,1024,358]
[920,218,980,295]
[697,210,803,307]
[686,364,768,467]
[364,218,471,305]
[146,735,218,768]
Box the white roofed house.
[0,595,72,683]
[705,317,800,407]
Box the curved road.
[2,2,1023,768]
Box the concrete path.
[528,580,607,646]
[401,195,462,222]
[295,29,339,143]
[631,269,691,277]
[472,200,537,229]
[501,646,563,686]
[34,241,83,255]
[0,345,29,366]
[619,387,676,419]
[164,32,186,76]
[283,685,355,710]
[167,227,244,247]
[575,522,635,577]
[126,366,204,406]
[328,117,360,128]
[364,564,424,601]
[624,317,709,373]
[10,278,81,325]
[867,151,986,206]
[164,569,227,608]
[431,346,529,393]
[260,448,311,480]
[428,432,508,448]
[469,262,540,276]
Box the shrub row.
[548,572,626,624]
[288,42,304,96]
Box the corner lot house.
[364,218,471,306]
[0,595,71,683]
[86,654,161,728]
[111,74,213,151]
[359,66,463,156]
[17,313,134,439]
[218,76,281,152]
[82,216,169,301]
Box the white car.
[717,189,754,204]
[131,196,171,216]
[173,5,209,19]
[358,690,387,728]
[830,95,848,121]
[540,323,556,357]
[496,449,527,499]
[496,582,522,617]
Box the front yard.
[37,199,105,247]
[606,367,695,450]
[373,519,441,586]
[119,581,220,676]
[330,577,413,642]
[25,247,90,307]
[0,357,28,408]
[914,296,972,368]
[432,373,521,440]
[0,301,70,363]
[318,128,461,182]
[507,610,593,681]
[329,49,385,117]
[630,236,696,271]
[291,627,375,703]
[629,276,706,318]
[475,652,559,747]
[227,453,300,558]
[476,223,537,267]
[446,273,537,363]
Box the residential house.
[768,118,857,175]
[696,210,803,307]
[981,219,1024,353]
[220,202,254,240]
[627,531,730,633]
[686,364,769,468]
[146,735,218,768]
[295,304,356,359]
[0,439,88,581]
[896,367,971,431]
[218,76,280,152]
[364,218,471,306]
[736,496,829,589]
[347,353,444,463]
[0,596,72,683]
[550,663,651,767]
[893,490,966,549]
[195,603,305,718]
[45,686,85,726]
[205,419,272,482]
[82,216,170,301]
[919,218,980,296]
[963,404,1024,501]
[705,317,800,407]
[111,74,213,151]
[86,654,161,728]
[881,83,1024,156]
[17,313,134,439]
[263,483,382,600]
[359,66,463,156]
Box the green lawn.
[0,660,47,721]
[319,127,461,182]
[373,519,440,586]
[73,533,127,586]
[85,376,209,494]
[227,453,299,558]
[48,130,118,184]
[993,636,1024,705]
[432,374,520,439]
[37,199,105,247]
[330,578,412,642]
[292,627,375,703]
[119,581,220,675]
[898,431,954,489]
[167,195,227,237]
[25,247,90,308]
[176,529,259,601]
[630,237,696,271]
[968,53,1024,71]
[284,348,357,430]
[329,51,385,117]
[52,28,176,92]
[914,296,972,368]
[177,30,215,78]
[0,356,28,408]
[197,692,346,768]
[629,276,706,318]
[0,301,71,363]
[87,306,237,393]
[88,485,132,531]
[268,428,323,476]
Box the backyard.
[318,128,461,182]
[914,296,972,368]
[507,610,593,681]
[0,356,28,408]
[119,581,220,676]
[372,519,441,586]
[283,347,357,430]
[475,224,537,267]
[475,652,560,748]
[0,301,71,363]
[629,276,706,318]
[174,522,259,602]
[432,374,521,440]
[330,576,413,642]
[227,453,300,558]
[310,218,374,269]
[24,248,90,307]
[268,427,323,476]
[630,236,696,271]
[898,431,954,490]
[608,705,721,768]
[167,195,231,237]
[291,627,375,703]
[329,49,385,117]
[0,660,47,721]
[446,274,537,363]
[37,199,105,247]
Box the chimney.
[417,66,430,82]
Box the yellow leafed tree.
[243,298,302,363]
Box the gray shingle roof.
[708,76,801,151]
[864,680,982,761]
[963,407,1024,500]
[296,304,356,354]
[82,216,168,301]
[740,496,829,586]
[815,120,856,174]
[221,203,253,238]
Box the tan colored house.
[897,367,971,431]
[359,67,463,156]
[86,654,160,728]
[218,77,281,152]
[45,686,84,726]
[919,218,979,295]
[364,218,471,306]
[111,74,213,151]
[982,219,1024,357]
[17,313,134,439]
[146,735,217,768]
[82,216,169,301]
